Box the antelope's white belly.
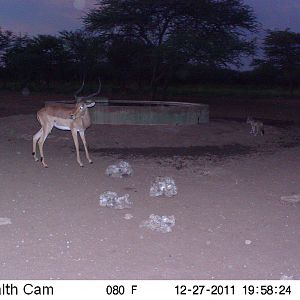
[54,123,71,130]
[53,118,71,130]
[53,122,81,132]
[52,118,83,132]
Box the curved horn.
[74,79,85,102]
[78,78,101,101]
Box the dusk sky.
[0,0,300,35]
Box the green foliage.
[3,34,70,84]
[0,27,14,66]
[252,29,300,92]
[167,84,300,99]
[0,27,14,51]
[84,0,257,97]
[59,30,105,79]
[3,35,33,82]
[263,30,300,69]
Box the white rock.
[280,194,300,203]
[0,217,11,225]
[124,213,133,220]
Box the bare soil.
[1,91,300,279]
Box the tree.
[3,35,33,84]
[0,27,14,59]
[0,27,14,85]
[253,29,300,94]
[106,36,149,86]
[84,0,257,98]
[4,34,70,85]
[30,35,70,84]
[60,30,105,80]
[0,28,14,52]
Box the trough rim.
[45,99,208,108]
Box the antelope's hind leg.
[33,128,43,162]
[38,125,52,168]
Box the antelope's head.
[70,101,96,120]
[70,78,101,119]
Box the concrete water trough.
[90,99,209,125]
[45,99,209,125]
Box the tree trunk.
[288,76,294,97]
[150,61,159,100]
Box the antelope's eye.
[80,105,84,110]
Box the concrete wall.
[90,100,209,125]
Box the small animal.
[246,116,264,136]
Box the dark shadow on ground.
[89,144,254,159]
[212,117,296,127]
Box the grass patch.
[1,81,299,100]
[165,84,300,99]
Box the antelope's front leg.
[79,131,93,164]
[254,127,258,136]
[71,129,83,167]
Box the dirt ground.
[0,91,300,280]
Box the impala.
[32,80,101,167]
